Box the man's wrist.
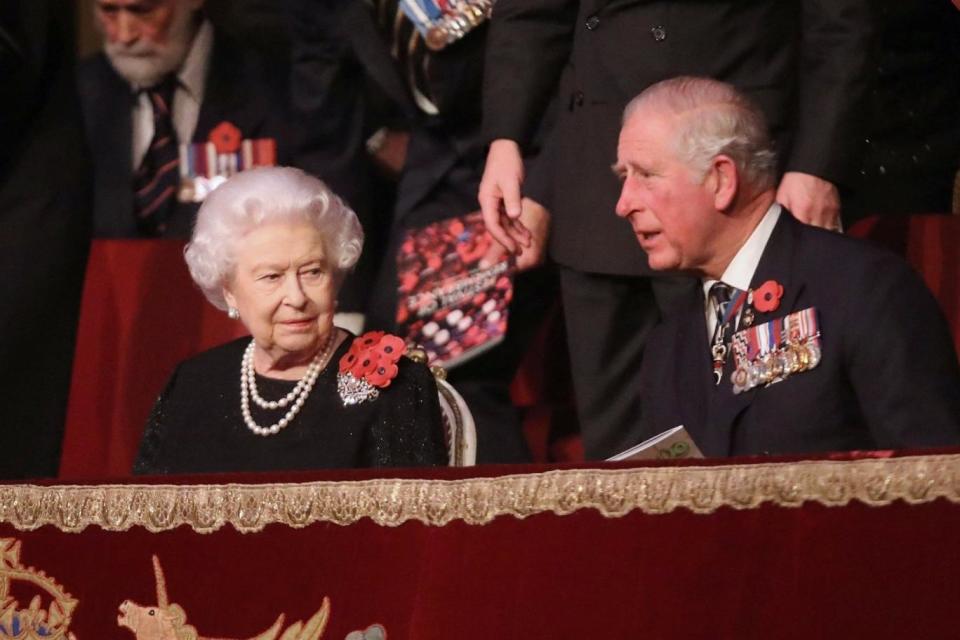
[489,138,521,155]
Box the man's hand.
[776,171,842,231]
[515,197,550,270]
[478,139,527,252]
[480,198,551,272]
[369,129,409,177]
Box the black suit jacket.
[0,0,91,478]
[288,0,505,328]
[639,212,960,457]
[78,29,298,238]
[288,0,489,226]
[483,0,875,276]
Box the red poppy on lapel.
[208,121,242,154]
[752,280,784,313]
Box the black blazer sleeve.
[844,254,960,447]
[785,0,875,186]
[481,0,577,148]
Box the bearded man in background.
[78,0,302,238]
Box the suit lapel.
[745,212,806,330]
[193,35,268,144]
[706,210,805,455]
[670,289,714,451]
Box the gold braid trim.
[2,454,959,533]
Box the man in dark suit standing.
[616,77,960,456]
[287,0,556,462]
[477,0,874,459]
[0,0,91,478]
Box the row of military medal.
[729,305,823,395]
[400,0,495,50]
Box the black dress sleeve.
[363,358,449,467]
[132,365,181,475]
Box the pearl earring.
[228,307,239,320]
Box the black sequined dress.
[134,335,448,474]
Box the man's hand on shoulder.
[478,139,529,253]
[777,171,842,231]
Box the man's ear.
[708,155,739,211]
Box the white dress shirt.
[703,203,782,340]
[131,21,213,169]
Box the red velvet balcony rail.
[6,452,960,638]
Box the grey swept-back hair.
[623,76,778,190]
[184,166,363,310]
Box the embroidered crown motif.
[0,538,77,640]
[337,332,406,406]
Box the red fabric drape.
[5,456,960,638]
[59,240,246,479]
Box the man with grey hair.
[478,0,872,460]
[616,77,960,456]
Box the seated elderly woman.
[134,167,447,473]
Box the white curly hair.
[184,166,363,310]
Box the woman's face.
[223,221,337,365]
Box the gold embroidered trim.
[2,455,958,533]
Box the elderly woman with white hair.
[134,167,447,473]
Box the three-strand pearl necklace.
[240,331,337,436]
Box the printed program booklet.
[396,211,515,367]
[607,426,704,461]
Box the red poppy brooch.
[208,121,242,154]
[337,331,406,406]
[750,280,784,314]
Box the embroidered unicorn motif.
[117,556,329,640]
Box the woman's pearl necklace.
[240,332,337,436]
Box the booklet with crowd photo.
[395,211,515,368]
[607,426,704,461]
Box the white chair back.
[434,376,477,467]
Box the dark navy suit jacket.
[639,212,960,457]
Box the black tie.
[133,77,180,236]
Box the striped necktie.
[133,77,179,236]
[709,282,736,346]
[709,282,744,384]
